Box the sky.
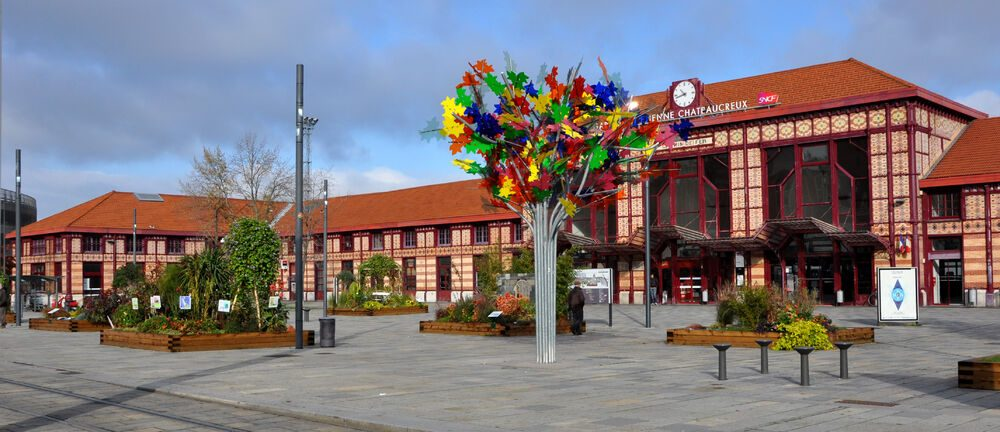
[3,0,998,219]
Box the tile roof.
[14,192,257,238]
[634,58,973,121]
[276,179,517,235]
[18,180,516,238]
[922,117,1000,187]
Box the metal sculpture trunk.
[530,203,561,363]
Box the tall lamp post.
[14,149,21,326]
[644,178,652,328]
[294,64,305,349]
[322,179,328,316]
[132,208,137,266]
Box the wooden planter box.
[329,305,428,316]
[29,318,110,332]
[4,313,13,324]
[100,329,315,352]
[419,319,583,336]
[665,327,875,348]
[959,356,1000,390]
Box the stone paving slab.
[3,305,1000,431]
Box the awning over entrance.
[553,218,887,256]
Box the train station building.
[8,58,998,306]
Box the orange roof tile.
[634,58,981,121]
[922,117,1000,187]
[19,180,517,239]
[14,192,258,238]
[276,179,517,235]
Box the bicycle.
[866,291,878,307]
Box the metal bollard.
[756,339,772,374]
[835,342,853,379]
[319,317,336,347]
[794,347,815,386]
[714,344,731,380]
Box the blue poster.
[179,295,192,310]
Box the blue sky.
[3,0,998,218]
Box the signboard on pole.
[574,268,613,304]
[877,267,918,323]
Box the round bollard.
[794,347,815,386]
[319,317,336,348]
[756,339,773,374]
[714,344,731,381]
[834,342,853,379]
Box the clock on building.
[670,79,702,109]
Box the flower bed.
[958,355,1000,390]
[419,319,583,336]
[665,327,874,348]
[100,329,315,352]
[328,305,428,316]
[29,318,111,332]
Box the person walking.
[0,277,10,328]
[568,281,585,335]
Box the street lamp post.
[322,179,328,316]
[132,208,137,266]
[294,64,305,349]
[14,149,21,326]
[644,178,652,328]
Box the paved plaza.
[3,304,1000,431]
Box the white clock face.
[673,80,697,108]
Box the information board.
[574,268,613,304]
[877,267,919,322]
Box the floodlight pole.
[294,64,305,349]
[644,178,651,328]
[14,149,21,326]
[322,179,328,317]
[132,208,137,266]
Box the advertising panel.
[877,267,919,322]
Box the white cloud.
[362,167,414,186]
[958,90,1000,117]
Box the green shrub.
[734,285,775,330]
[716,299,738,327]
[136,316,171,333]
[385,293,419,308]
[112,303,145,328]
[362,300,384,311]
[260,300,288,333]
[773,320,834,351]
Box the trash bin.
[319,317,335,347]
[303,308,311,321]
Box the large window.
[569,203,618,242]
[372,232,384,250]
[403,258,417,290]
[766,137,870,230]
[313,235,324,254]
[167,238,184,255]
[403,230,416,248]
[649,154,730,238]
[930,189,960,218]
[438,228,452,246]
[474,225,489,244]
[341,234,353,251]
[513,222,523,242]
[31,239,46,255]
[341,260,353,275]
[127,236,143,254]
[83,236,102,253]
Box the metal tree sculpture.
[441,59,670,363]
[440,58,673,363]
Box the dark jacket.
[0,284,10,308]
[568,286,585,310]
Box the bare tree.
[230,132,293,220]
[181,133,293,241]
[180,145,233,240]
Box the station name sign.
[649,92,780,123]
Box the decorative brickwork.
[849,112,867,131]
[890,106,907,126]
[831,114,849,133]
[778,122,794,140]
[813,117,830,135]
[869,109,886,128]
[746,126,760,143]
[762,124,777,141]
